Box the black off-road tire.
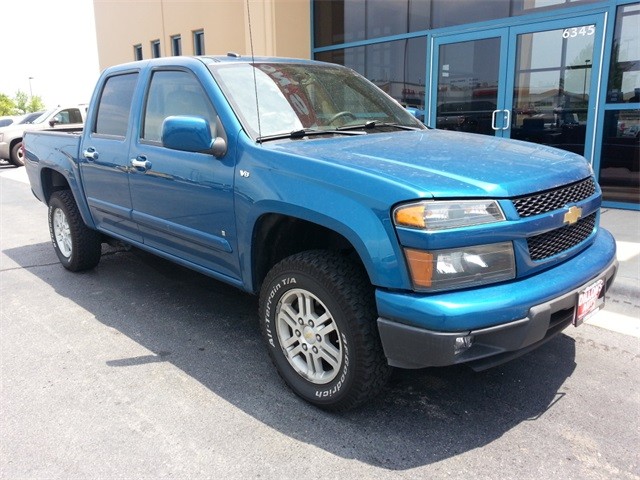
[259,250,391,411]
[48,190,102,271]
[9,141,24,167]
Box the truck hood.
[266,129,593,198]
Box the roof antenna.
[246,0,263,144]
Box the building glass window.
[607,3,640,103]
[313,0,430,48]
[316,37,427,120]
[151,40,161,58]
[194,30,205,55]
[512,0,599,15]
[134,44,143,61]
[599,3,640,205]
[431,0,510,29]
[171,35,182,56]
[598,109,639,204]
[313,1,602,48]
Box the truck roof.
[103,54,338,75]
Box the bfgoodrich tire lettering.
[259,250,391,411]
[48,190,102,271]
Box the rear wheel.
[48,190,102,271]
[9,141,24,167]
[259,250,391,411]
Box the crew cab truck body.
[1,104,86,166]
[24,56,618,410]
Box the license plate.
[574,278,605,326]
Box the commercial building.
[93,0,639,209]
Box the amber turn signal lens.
[404,248,433,288]
[394,205,426,228]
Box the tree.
[13,90,46,114]
[26,95,46,113]
[0,93,16,116]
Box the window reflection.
[511,26,594,155]
[316,37,427,120]
[607,4,640,103]
[436,38,500,135]
[431,0,510,29]
[314,0,430,48]
[599,110,640,204]
[512,0,597,15]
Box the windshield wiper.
[257,128,367,142]
[338,121,423,132]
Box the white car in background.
[0,106,86,166]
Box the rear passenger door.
[80,71,143,243]
[128,68,239,280]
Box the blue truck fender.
[24,131,97,230]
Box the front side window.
[94,73,139,137]
[53,108,82,125]
[212,62,424,139]
[142,70,217,143]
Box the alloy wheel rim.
[53,208,72,258]
[275,288,343,384]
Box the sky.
[1,0,100,110]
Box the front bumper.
[376,228,618,370]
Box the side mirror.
[49,118,59,127]
[162,116,227,158]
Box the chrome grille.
[527,213,596,261]
[513,178,596,218]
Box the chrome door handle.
[83,148,99,160]
[502,110,511,131]
[131,156,151,171]
[491,110,500,131]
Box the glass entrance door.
[431,13,605,160]
[433,29,509,136]
[505,17,605,159]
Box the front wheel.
[259,251,391,411]
[48,190,102,271]
[9,141,24,167]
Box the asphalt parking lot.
[1,163,639,480]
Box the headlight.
[394,200,505,230]
[404,242,515,291]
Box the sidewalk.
[594,208,640,336]
[600,208,640,298]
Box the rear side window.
[94,73,138,137]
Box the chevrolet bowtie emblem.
[563,206,582,225]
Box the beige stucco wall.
[93,0,311,70]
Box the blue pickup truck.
[24,55,618,410]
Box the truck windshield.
[211,62,424,140]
